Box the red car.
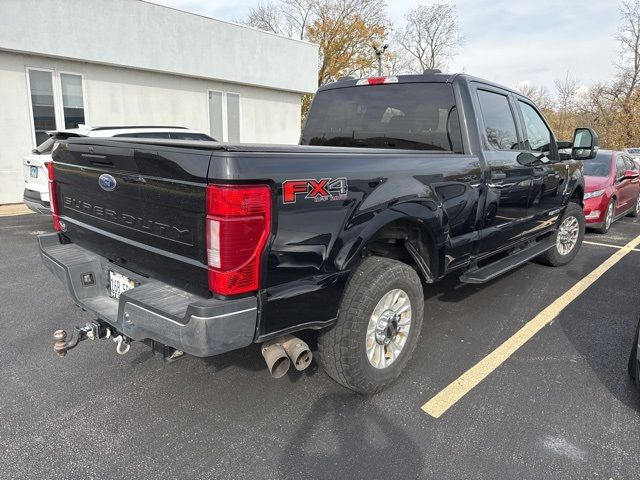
[582,150,640,233]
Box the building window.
[208,90,240,142]
[60,73,85,129]
[28,69,56,146]
[26,68,86,146]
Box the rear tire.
[595,199,615,233]
[537,202,585,267]
[317,256,424,394]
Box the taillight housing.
[44,161,61,232]
[206,184,271,296]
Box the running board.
[459,239,555,284]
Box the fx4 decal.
[282,177,348,204]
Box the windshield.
[301,82,463,152]
[627,148,640,154]
[582,152,612,177]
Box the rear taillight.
[44,161,61,232]
[206,184,271,296]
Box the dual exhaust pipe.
[261,334,313,378]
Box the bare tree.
[394,4,462,73]
[616,0,640,101]
[244,0,388,85]
[554,72,580,134]
[246,2,284,34]
[280,0,315,39]
[516,82,552,110]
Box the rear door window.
[301,82,463,152]
[477,90,519,150]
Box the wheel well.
[570,185,584,206]
[363,219,436,282]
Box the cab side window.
[518,101,553,155]
[477,90,519,150]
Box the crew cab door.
[473,86,537,254]
[513,97,565,234]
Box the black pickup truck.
[40,72,598,393]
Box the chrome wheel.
[604,202,614,231]
[365,289,412,369]
[636,195,640,215]
[557,215,580,255]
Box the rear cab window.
[301,82,464,153]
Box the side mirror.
[624,169,640,180]
[571,127,599,160]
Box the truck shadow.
[278,392,424,479]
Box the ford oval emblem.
[98,173,117,191]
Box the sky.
[151,0,622,95]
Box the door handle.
[491,172,507,180]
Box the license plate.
[30,166,38,178]
[109,271,136,299]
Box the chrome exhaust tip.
[280,334,313,371]
[261,341,291,378]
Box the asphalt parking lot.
[1,212,639,479]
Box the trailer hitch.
[53,321,119,357]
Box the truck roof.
[318,72,525,98]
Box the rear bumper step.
[38,233,257,357]
[459,238,555,284]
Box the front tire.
[537,202,585,267]
[317,256,424,394]
[595,199,615,233]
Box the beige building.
[0,0,319,204]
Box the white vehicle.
[624,147,640,160]
[23,125,215,213]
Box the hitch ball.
[53,330,69,357]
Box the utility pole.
[372,44,388,76]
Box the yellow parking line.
[584,240,640,252]
[421,233,640,418]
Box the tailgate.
[52,139,212,294]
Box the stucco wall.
[0,51,304,204]
[0,0,318,94]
